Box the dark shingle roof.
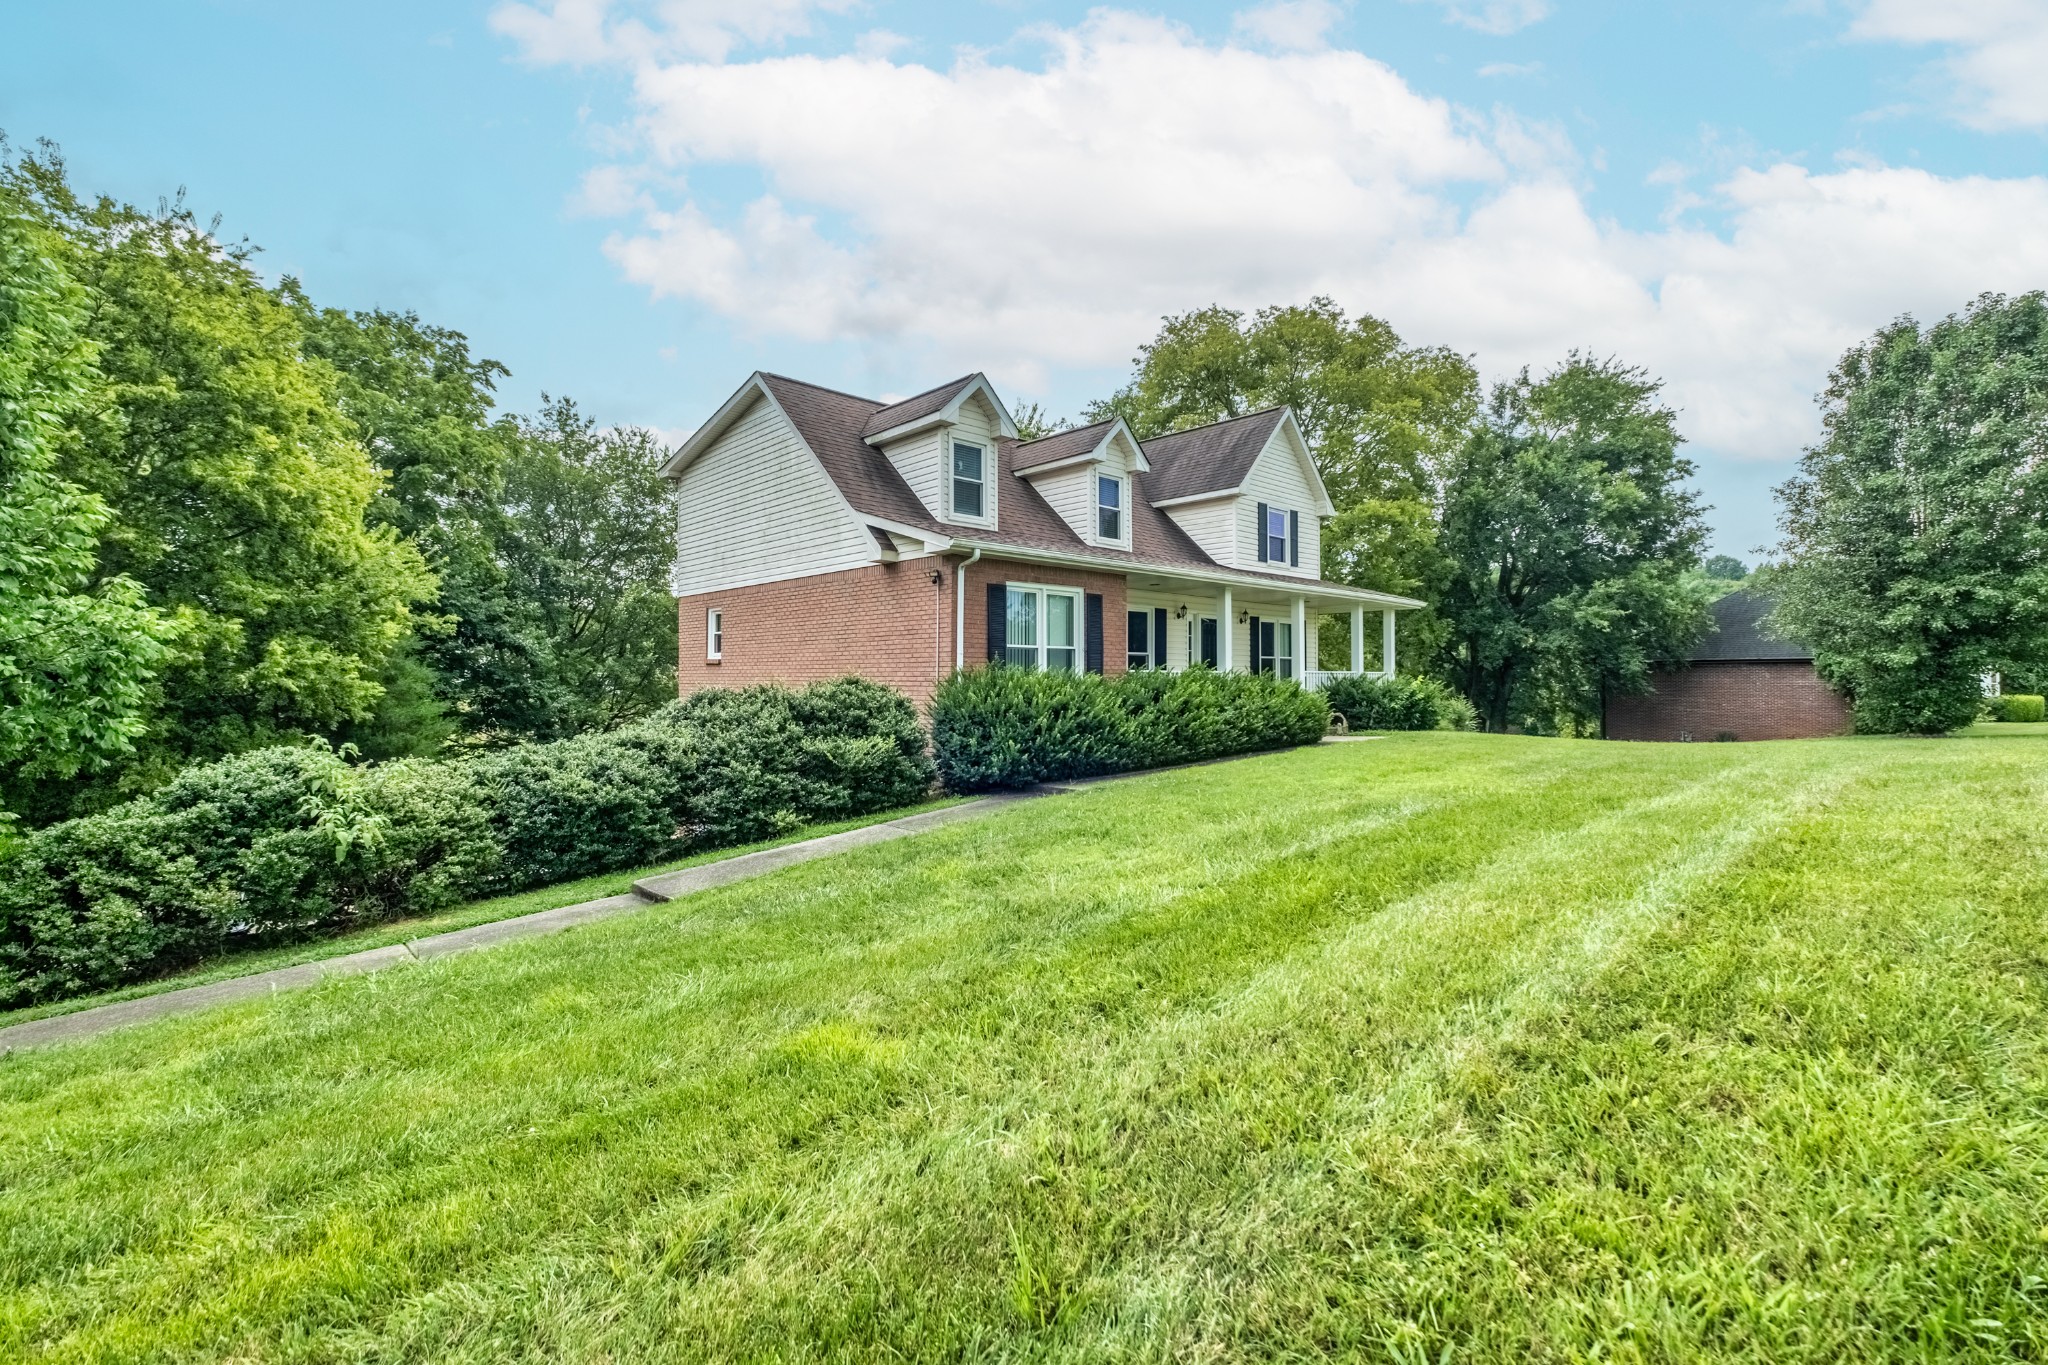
[755,372,1369,595]
[1691,588,1814,663]
[1139,408,1289,502]
[1012,419,1117,472]
[859,375,978,438]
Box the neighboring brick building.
[1605,589,1851,741]
[664,370,1423,705]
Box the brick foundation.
[1605,661,1851,741]
[676,555,1131,706]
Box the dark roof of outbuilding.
[1139,408,1289,502]
[1691,588,1814,662]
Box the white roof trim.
[945,538,1424,609]
[1015,418,1152,479]
[658,372,772,480]
[864,373,1020,446]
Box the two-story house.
[661,371,1422,703]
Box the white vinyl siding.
[877,428,944,516]
[1125,591,1189,670]
[1160,496,1238,567]
[1236,427,1322,577]
[670,395,877,595]
[1031,464,1094,542]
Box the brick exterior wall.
[675,555,1129,706]
[1605,661,1851,742]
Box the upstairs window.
[1097,474,1123,541]
[952,441,986,519]
[1266,506,1288,563]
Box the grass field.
[3,731,2045,1362]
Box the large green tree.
[1090,298,1478,666]
[1437,357,1712,734]
[1772,293,2048,733]
[0,198,175,826]
[491,398,679,736]
[3,147,434,812]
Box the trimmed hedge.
[1321,674,1480,732]
[1985,693,2046,723]
[0,679,932,1005]
[929,665,1329,791]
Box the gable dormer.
[861,374,1018,529]
[1141,408,1334,576]
[1012,418,1151,551]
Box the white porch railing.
[1304,669,1392,689]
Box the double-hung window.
[1265,506,1288,563]
[1005,585,1079,671]
[1097,474,1123,541]
[952,441,986,519]
[1126,610,1150,671]
[706,608,724,661]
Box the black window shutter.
[1249,615,1262,674]
[1085,593,1104,673]
[1255,502,1269,562]
[1152,607,1167,667]
[985,581,1007,662]
[1289,509,1300,567]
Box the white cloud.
[1477,60,1541,77]
[1413,0,1551,36]
[526,6,2048,472]
[1232,0,1343,52]
[491,0,855,65]
[1850,0,2048,130]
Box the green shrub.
[0,677,934,1004]
[928,665,1328,791]
[1321,674,1477,732]
[1985,693,2046,723]
[0,746,498,1003]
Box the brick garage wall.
[1606,661,1851,741]
[677,561,951,703]
[959,557,1129,675]
[675,555,1131,706]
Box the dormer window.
[1097,474,1123,541]
[952,441,986,519]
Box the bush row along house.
[661,371,1421,704]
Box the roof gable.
[1013,417,1151,475]
[1691,589,1815,663]
[861,373,1019,444]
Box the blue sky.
[7,1,2047,559]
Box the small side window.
[1126,609,1150,671]
[706,608,724,661]
[1097,474,1123,541]
[1266,507,1288,564]
[953,441,986,519]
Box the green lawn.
[3,732,2045,1362]
[0,798,967,1029]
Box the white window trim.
[1265,506,1289,565]
[706,607,724,661]
[1004,582,1083,672]
[949,437,996,527]
[1095,471,1129,546]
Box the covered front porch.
[1120,569,1409,687]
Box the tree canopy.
[0,196,175,828]
[1772,293,2048,733]
[1435,357,1712,733]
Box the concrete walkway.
[0,793,1039,1055]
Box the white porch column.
[1220,588,1234,671]
[1350,605,1365,675]
[1292,596,1307,683]
[1381,607,1397,677]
